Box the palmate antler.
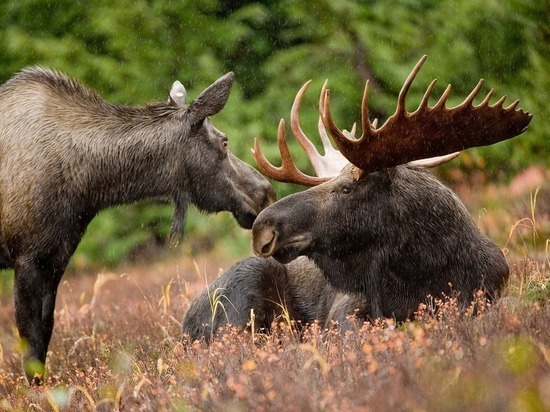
[253,55,533,185]
[322,55,533,173]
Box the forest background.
[0,0,548,271]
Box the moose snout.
[252,225,278,257]
[236,184,276,229]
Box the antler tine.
[504,99,520,112]
[461,79,484,106]
[360,80,374,137]
[252,119,328,187]
[491,95,507,108]
[416,79,438,112]
[314,80,350,175]
[321,55,533,173]
[290,81,347,177]
[321,75,384,166]
[317,81,336,152]
[433,84,453,110]
[396,55,428,115]
[290,80,323,170]
[479,89,495,106]
[322,88,356,156]
[409,152,461,168]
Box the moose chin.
[182,55,532,343]
[0,68,275,384]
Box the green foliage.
[1,0,548,268]
[0,270,14,300]
[71,203,174,271]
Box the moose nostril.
[261,239,273,255]
[253,227,278,257]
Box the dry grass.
[0,183,549,411]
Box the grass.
[0,181,548,411]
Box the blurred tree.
[0,0,547,270]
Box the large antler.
[322,55,533,173]
[252,81,349,186]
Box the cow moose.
[0,68,275,384]
[181,56,532,342]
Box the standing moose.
[0,68,275,384]
[182,56,532,342]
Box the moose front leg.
[41,266,65,363]
[13,256,63,385]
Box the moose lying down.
[0,68,275,383]
[182,56,532,341]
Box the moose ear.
[170,80,187,106]
[169,81,187,106]
[188,72,234,125]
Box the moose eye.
[341,185,352,195]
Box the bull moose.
[0,68,275,384]
[182,56,532,342]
